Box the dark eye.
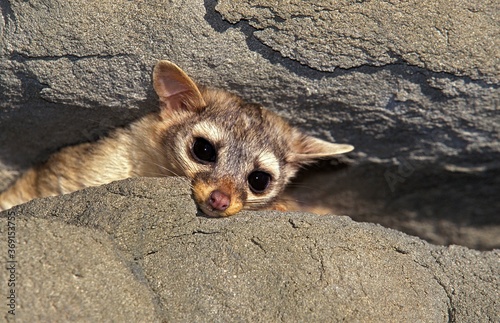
[192,137,216,163]
[248,171,271,193]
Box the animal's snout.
[209,190,230,211]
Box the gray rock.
[0,0,499,248]
[1,177,498,321]
[217,0,499,82]
[1,217,162,322]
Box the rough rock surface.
[0,2,498,320]
[217,0,499,82]
[1,178,498,322]
[0,2,498,245]
[0,0,500,249]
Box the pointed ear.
[153,60,206,112]
[289,132,354,164]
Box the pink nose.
[209,190,230,211]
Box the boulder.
[1,177,498,321]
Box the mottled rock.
[1,178,498,321]
[217,0,499,82]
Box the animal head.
[152,60,354,217]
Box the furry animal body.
[0,60,354,216]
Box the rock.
[217,0,499,82]
[0,0,499,248]
[1,217,161,322]
[1,177,498,321]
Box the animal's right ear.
[153,60,206,112]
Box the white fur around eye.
[191,121,225,144]
[176,138,209,178]
[244,150,282,205]
[255,151,280,181]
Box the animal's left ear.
[289,132,354,164]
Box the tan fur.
[0,60,354,216]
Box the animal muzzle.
[192,177,244,217]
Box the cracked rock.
[0,4,499,320]
[1,177,498,321]
[216,0,500,82]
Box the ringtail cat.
[0,60,354,217]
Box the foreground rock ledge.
[0,177,498,322]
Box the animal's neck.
[116,113,177,179]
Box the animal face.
[157,92,301,216]
[152,60,354,217]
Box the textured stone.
[1,1,497,319]
[0,214,161,322]
[217,0,500,82]
[0,0,499,248]
[1,178,498,321]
